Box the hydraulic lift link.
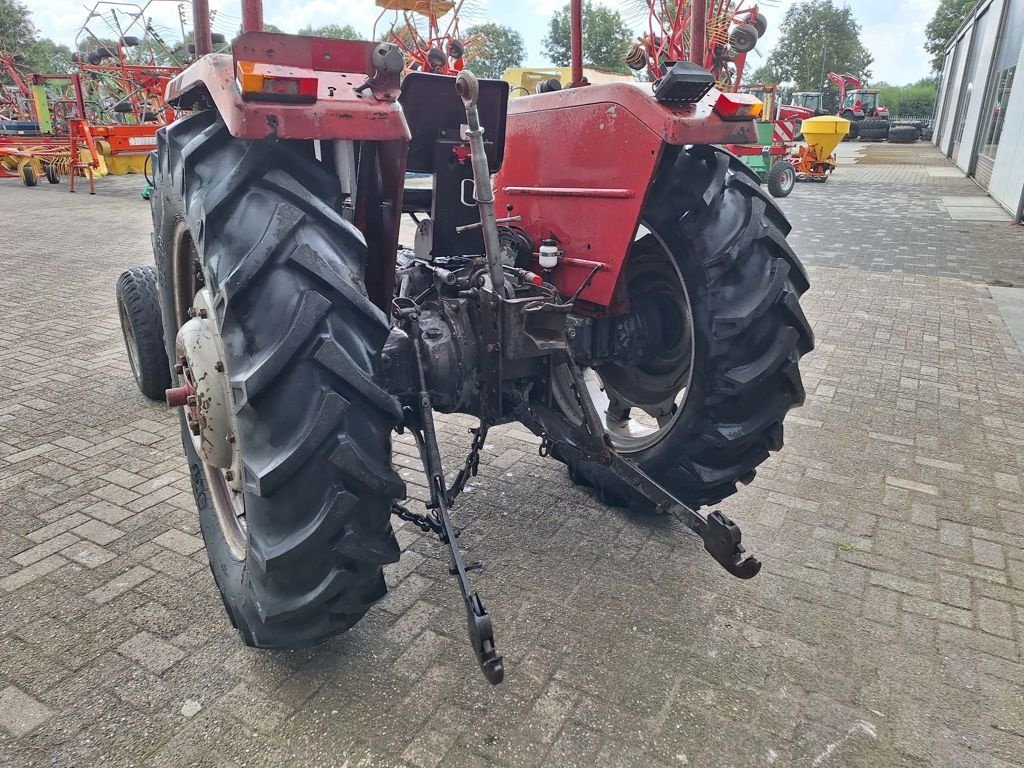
[518,387,762,581]
[604,456,762,579]
[407,311,504,685]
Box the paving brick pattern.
[1,144,1023,767]
[778,144,1024,285]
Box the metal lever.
[455,71,506,297]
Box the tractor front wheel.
[550,145,813,509]
[116,265,171,401]
[152,111,405,648]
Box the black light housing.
[653,61,715,105]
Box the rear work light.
[714,92,763,121]
[653,61,715,105]
[236,61,318,103]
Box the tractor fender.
[165,34,410,142]
[494,84,756,308]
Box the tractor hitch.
[606,456,762,579]
[519,395,762,581]
[403,307,504,685]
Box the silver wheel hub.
[174,289,242,493]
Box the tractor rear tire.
[116,265,171,401]
[858,119,890,141]
[858,128,889,142]
[550,145,813,509]
[767,160,796,198]
[888,125,920,143]
[152,110,405,648]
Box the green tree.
[2,1,71,80]
[756,0,873,102]
[464,22,524,79]
[878,76,938,117]
[745,64,774,85]
[21,37,71,73]
[543,1,633,75]
[924,0,974,73]
[298,23,359,39]
[0,0,34,53]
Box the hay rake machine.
[115,0,813,685]
[0,57,91,186]
[0,2,222,190]
[625,0,772,90]
[373,0,481,75]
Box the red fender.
[494,84,757,309]
[165,33,410,143]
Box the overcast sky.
[22,0,941,85]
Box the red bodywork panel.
[779,104,813,122]
[494,83,757,308]
[165,34,409,142]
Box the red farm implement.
[0,1,217,190]
[373,0,480,75]
[828,71,890,140]
[627,0,770,90]
[114,0,813,684]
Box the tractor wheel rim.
[170,223,247,560]
[552,222,695,453]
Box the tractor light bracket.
[652,61,715,105]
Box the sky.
[21,0,942,85]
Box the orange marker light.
[713,92,763,121]
[236,61,318,103]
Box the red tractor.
[116,0,812,684]
[828,72,890,140]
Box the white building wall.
[937,29,973,151]
[956,0,1003,173]
[933,55,954,142]
[988,41,1024,215]
[934,0,1024,220]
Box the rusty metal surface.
[240,0,264,33]
[165,54,410,142]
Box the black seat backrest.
[398,72,510,174]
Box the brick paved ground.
[1,143,1023,768]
